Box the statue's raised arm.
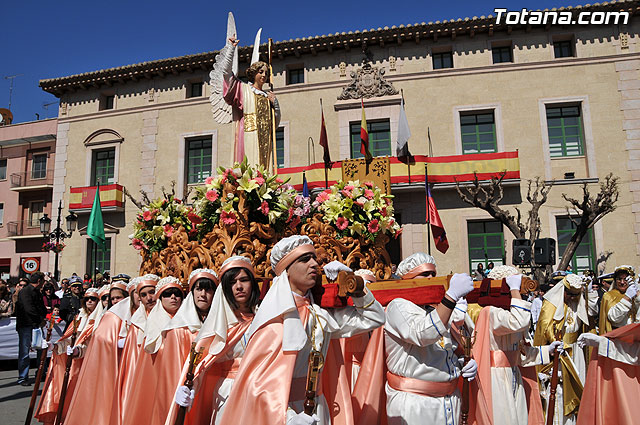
[209,13,280,170]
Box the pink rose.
[254,176,265,186]
[260,201,270,215]
[221,211,237,225]
[142,210,154,221]
[364,189,374,199]
[368,219,380,233]
[336,217,349,230]
[163,224,174,237]
[206,189,219,202]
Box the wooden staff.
[546,328,563,425]
[460,324,474,425]
[174,342,204,425]
[25,315,56,425]
[54,316,80,425]
[303,350,324,415]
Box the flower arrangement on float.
[312,179,402,241]
[130,195,201,253]
[192,158,310,236]
[42,241,65,253]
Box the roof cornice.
[39,0,640,96]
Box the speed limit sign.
[21,257,40,274]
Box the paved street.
[0,360,44,425]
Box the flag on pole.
[360,99,373,162]
[319,105,332,170]
[302,171,310,198]
[425,181,449,254]
[87,183,106,249]
[396,96,413,163]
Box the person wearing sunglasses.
[60,277,84,331]
[158,268,218,424]
[171,257,261,424]
[534,273,591,425]
[64,274,159,425]
[119,276,184,425]
[599,265,640,334]
[36,287,104,423]
[98,284,110,309]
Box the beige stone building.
[39,1,640,279]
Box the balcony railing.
[6,220,44,237]
[10,169,54,190]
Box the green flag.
[87,183,105,249]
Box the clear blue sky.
[1,0,585,124]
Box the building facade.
[0,119,57,280]
[39,1,640,278]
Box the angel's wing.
[209,12,237,124]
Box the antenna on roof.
[43,101,59,119]
[4,74,24,111]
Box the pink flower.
[205,176,214,185]
[316,190,330,203]
[381,207,388,217]
[174,198,182,204]
[132,238,146,250]
[364,189,374,199]
[276,177,284,183]
[341,189,353,198]
[260,201,270,215]
[221,211,237,225]
[254,176,265,186]
[163,224,174,237]
[368,219,380,233]
[142,210,154,221]
[206,189,219,202]
[188,213,202,225]
[364,181,373,188]
[336,217,349,230]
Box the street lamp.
[40,200,77,281]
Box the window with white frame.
[31,154,47,179]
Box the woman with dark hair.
[42,283,61,315]
[36,288,103,424]
[0,281,13,319]
[169,256,259,425]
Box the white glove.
[66,345,74,356]
[577,333,604,349]
[461,358,477,381]
[625,284,637,299]
[506,274,522,291]
[288,412,320,425]
[174,385,195,408]
[586,278,593,293]
[549,341,564,355]
[538,372,549,383]
[117,337,126,349]
[456,298,468,308]
[445,273,475,301]
[323,261,351,281]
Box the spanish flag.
[360,99,372,162]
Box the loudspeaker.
[512,239,532,266]
[534,238,556,265]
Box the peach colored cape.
[35,317,98,423]
[109,325,142,425]
[63,311,123,425]
[576,323,640,425]
[164,318,254,425]
[469,307,544,425]
[351,326,388,425]
[341,332,369,388]
[220,297,355,425]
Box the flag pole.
[93,182,99,286]
[401,89,411,184]
[425,162,432,256]
[320,98,329,188]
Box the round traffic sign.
[21,257,40,273]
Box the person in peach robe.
[220,235,385,425]
[35,287,102,424]
[121,276,184,425]
[109,274,160,425]
[170,256,260,425]
[148,268,218,424]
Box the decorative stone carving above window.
[337,63,398,100]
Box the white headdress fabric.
[543,273,588,324]
[195,284,239,355]
[354,269,377,284]
[487,265,519,280]
[127,276,142,293]
[397,252,436,278]
[270,235,314,273]
[144,276,183,354]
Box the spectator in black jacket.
[59,276,83,330]
[15,271,46,385]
